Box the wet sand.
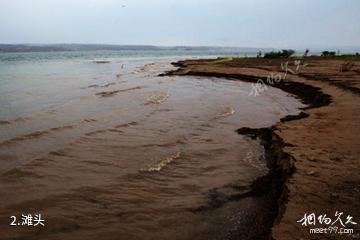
[166,57,360,239]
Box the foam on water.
[146,92,170,104]
[140,152,181,172]
[213,106,235,120]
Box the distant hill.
[0,44,274,53]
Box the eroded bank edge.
[161,61,332,239]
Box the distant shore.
[0,44,275,53]
[164,56,360,239]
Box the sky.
[0,0,359,49]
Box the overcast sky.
[0,0,359,49]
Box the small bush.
[264,49,295,58]
[303,49,310,58]
[321,51,336,57]
[256,51,262,58]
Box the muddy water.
[0,57,304,239]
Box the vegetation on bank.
[187,49,360,71]
[321,51,336,57]
[202,50,360,70]
[263,49,296,58]
[259,49,359,59]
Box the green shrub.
[256,51,262,58]
[321,51,336,57]
[303,49,310,58]
[264,49,295,58]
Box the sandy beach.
[165,56,360,239]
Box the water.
[0,50,304,239]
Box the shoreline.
[162,57,360,239]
